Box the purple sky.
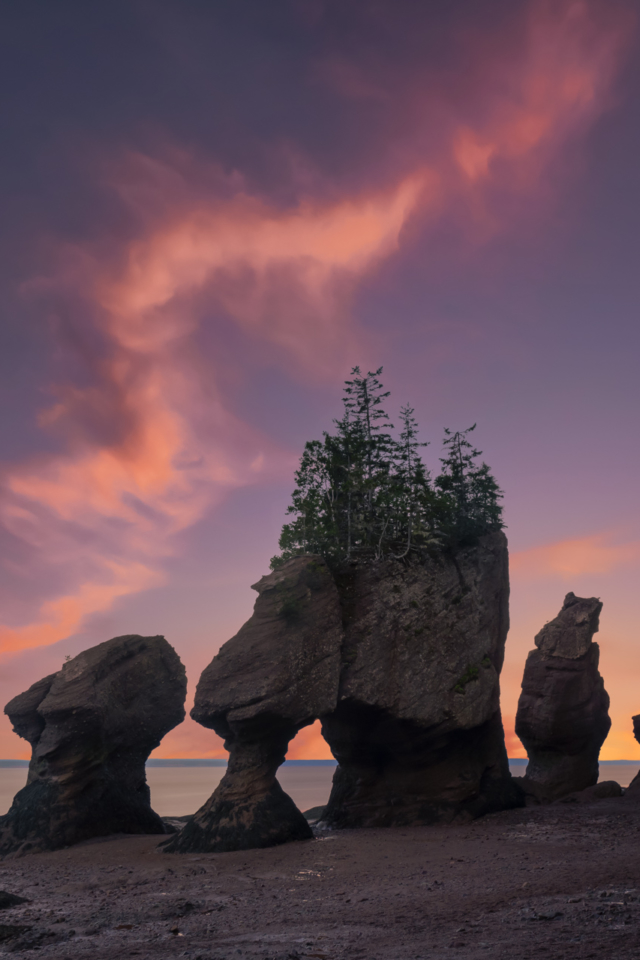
[1,0,639,760]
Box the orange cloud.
[454,6,617,179]
[449,0,630,244]
[0,561,163,657]
[102,171,431,372]
[0,175,432,662]
[510,533,640,581]
[0,0,630,671]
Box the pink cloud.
[0,0,631,678]
[511,533,640,580]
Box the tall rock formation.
[166,556,343,853]
[515,593,610,802]
[174,532,521,853]
[0,635,186,856]
[627,714,640,797]
[322,530,519,826]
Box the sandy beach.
[0,792,639,958]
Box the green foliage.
[453,664,480,694]
[272,367,504,568]
[453,655,493,693]
[434,425,505,548]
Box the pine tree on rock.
[272,368,504,569]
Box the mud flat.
[0,795,639,959]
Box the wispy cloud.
[511,533,640,580]
[0,0,631,666]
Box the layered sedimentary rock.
[166,556,343,853]
[175,532,521,852]
[322,530,520,827]
[0,635,186,856]
[515,593,610,802]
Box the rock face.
[322,531,520,827]
[175,533,521,852]
[0,635,186,856]
[515,593,610,802]
[166,556,343,853]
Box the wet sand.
[0,793,639,958]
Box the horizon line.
[1,758,638,766]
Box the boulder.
[0,635,186,856]
[321,531,522,826]
[556,780,623,803]
[165,556,343,853]
[515,593,610,802]
[0,892,28,910]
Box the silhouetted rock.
[557,780,623,803]
[626,715,640,797]
[166,556,343,853]
[176,534,522,852]
[0,635,186,856]
[515,593,610,802]
[322,531,522,827]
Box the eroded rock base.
[322,705,523,826]
[165,781,312,853]
[165,738,312,853]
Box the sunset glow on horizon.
[1,0,639,765]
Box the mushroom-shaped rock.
[0,635,186,856]
[166,556,343,853]
[515,594,610,802]
[321,531,522,826]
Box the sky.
[1,0,639,763]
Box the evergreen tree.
[271,369,504,569]
[434,425,504,546]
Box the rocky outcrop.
[627,715,640,797]
[515,593,610,802]
[322,531,520,826]
[556,780,623,803]
[0,892,28,910]
[0,635,186,856]
[174,533,521,852]
[165,556,343,853]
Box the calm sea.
[0,760,638,818]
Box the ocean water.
[0,760,638,818]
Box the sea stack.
[176,532,521,852]
[0,635,186,856]
[515,593,610,802]
[322,530,520,826]
[166,556,343,853]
